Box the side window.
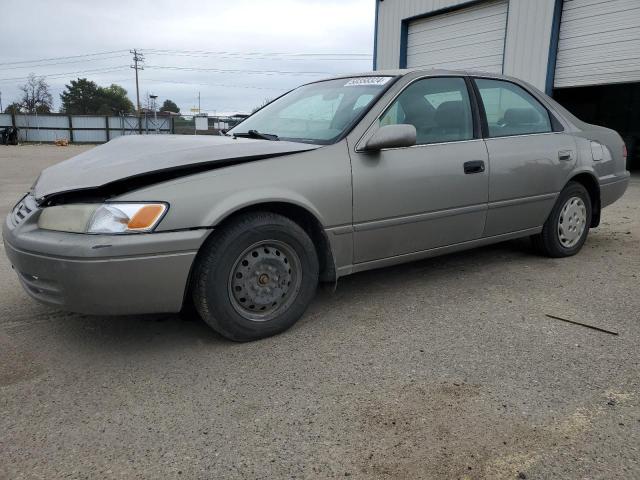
[475,79,552,137]
[380,77,474,145]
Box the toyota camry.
[3,70,630,341]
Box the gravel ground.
[1,145,639,480]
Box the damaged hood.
[33,134,320,200]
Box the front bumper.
[3,204,210,315]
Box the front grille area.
[10,194,38,227]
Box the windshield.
[228,76,395,144]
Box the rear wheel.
[192,212,319,341]
[532,181,592,258]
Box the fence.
[172,115,244,136]
[0,113,173,143]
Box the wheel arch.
[566,171,601,227]
[208,201,337,283]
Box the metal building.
[373,0,640,168]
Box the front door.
[351,76,489,264]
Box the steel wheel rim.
[557,196,587,248]
[227,240,302,322]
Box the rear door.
[350,76,489,264]
[473,78,577,237]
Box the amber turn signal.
[128,204,166,230]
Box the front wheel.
[191,212,319,341]
[531,181,592,258]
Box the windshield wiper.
[233,129,279,141]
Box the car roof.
[315,68,516,83]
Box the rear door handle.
[464,160,485,174]
[558,150,573,161]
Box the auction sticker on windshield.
[344,77,392,87]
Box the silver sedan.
[3,70,630,341]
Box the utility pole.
[198,91,201,114]
[149,94,158,133]
[130,49,144,113]
[0,90,3,113]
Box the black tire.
[531,181,592,258]
[191,212,319,341]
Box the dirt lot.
[1,144,639,479]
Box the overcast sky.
[0,0,375,115]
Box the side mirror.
[363,124,417,151]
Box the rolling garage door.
[406,0,508,73]
[555,0,640,88]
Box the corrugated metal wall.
[375,0,556,92]
[12,115,70,143]
[406,0,508,73]
[555,0,640,88]
[502,0,556,90]
[0,114,172,143]
[0,114,12,127]
[376,0,469,71]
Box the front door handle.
[464,160,485,174]
[558,150,573,161]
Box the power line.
[0,66,130,84]
[0,54,131,71]
[0,47,365,110]
[0,63,338,86]
[144,52,372,62]
[0,48,371,68]
[142,49,372,58]
[142,77,290,91]
[145,65,338,75]
[142,51,371,61]
[0,50,129,67]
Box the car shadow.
[38,237,538,350]
[326,237,535,296]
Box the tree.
[60,78,100,114]
[161,99,180,114]
[4,102,22,114]
[97,84,134,115]
[60,79,134,115]
[20,73,53,113]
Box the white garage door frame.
[399,0,509,74]
[554,0,640,88]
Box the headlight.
[88,203,167,233]
[38,202,168,234]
